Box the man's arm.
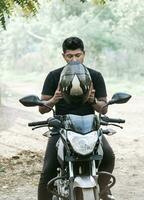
[91,96,108,114]
[39,86,63,114]
[87,89,108,114]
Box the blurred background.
[0,0,144,104]
[0,0,144,199]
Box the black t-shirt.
[42,66,107,115]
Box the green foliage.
[81,0,106,3]
[0,0,39,29]
[91,0,106,5]
[0,0,109,29]
[0,0,144,81]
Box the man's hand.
[87,84,108,114]
[50,85,63,104]
[39,85,63,114]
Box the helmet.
[60,61,92,104]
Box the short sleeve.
[41,72,57,96]
[92,72,107,98]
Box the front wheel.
[74,187,99,200]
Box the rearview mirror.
[19,95,44,107]
[108,93,131,105]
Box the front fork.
[68,160,100,200]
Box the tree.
[0,0,39,29]
[1,0,144,80]
[0,0,107,29]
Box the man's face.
[62,49,85,64]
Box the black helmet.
[60,61,92,104]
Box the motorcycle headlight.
[67,131,98,155]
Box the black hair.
[62,37,84,53]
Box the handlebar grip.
[117,119,125,123]
[101,116,125,123]
[28,120,48,126]
[108,118,125,123]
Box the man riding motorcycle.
[38,37,115,200]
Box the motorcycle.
[19,92,131,200]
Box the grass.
[1,70,144,99]
[1,70,45,83]
[106,77,144,96]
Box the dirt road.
[0,80,144,200]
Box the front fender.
[73,176,96,188]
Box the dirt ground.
[0,80,144,200]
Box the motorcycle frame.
[54,128,104,200]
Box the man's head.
[62,37,85,64]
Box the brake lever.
[32,125,48,130]
[109,123,123,129]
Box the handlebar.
[28,120,48,127]
[28,117,62,129]
[101,116,125,124]
[28,115,125,130]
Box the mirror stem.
[43,103,56,116]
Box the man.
[38,37,115,200]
